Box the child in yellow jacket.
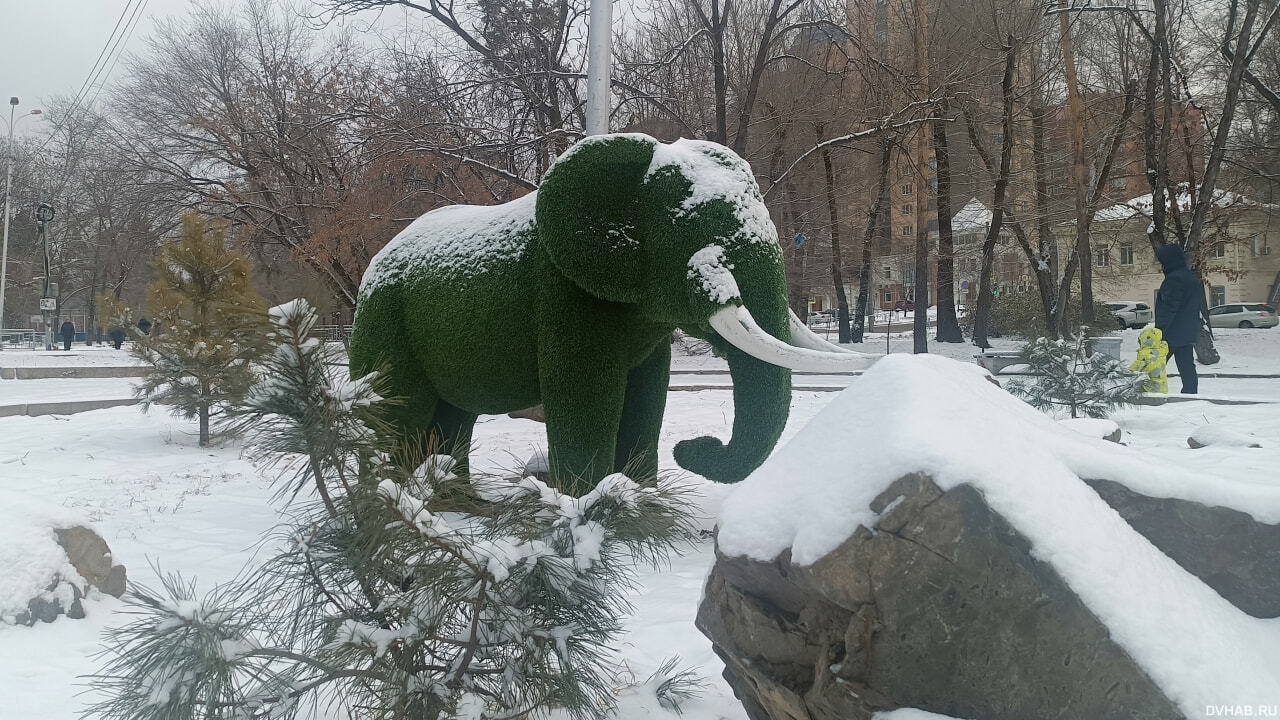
[1130,327,1169,394]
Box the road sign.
[38,297,55,311]
[794,232,806,249]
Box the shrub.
[960,292,1112,340]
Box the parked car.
[893,299,916,313]
[1105,301,1153,329]
[807,309,837,327]
[1208,303,1278,329]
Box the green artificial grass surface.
[351,133,792,493]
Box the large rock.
[697,473,1184,720]
[1085,479,1280,618]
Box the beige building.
[1063,189,1280,310]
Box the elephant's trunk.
[673,279,796,484]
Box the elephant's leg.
[538,340,628,495]
[429,400,478,475]
[614,340,671,479]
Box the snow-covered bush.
[1006,332,1147,419]
[88,299,696,720]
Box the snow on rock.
[359,192,537,299]
[0,501,92,623]
[1188,424,1264,449]
[873,711,969,720]
[1059,417,1121,441]
[717,353,1280,716]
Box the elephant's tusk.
[787,309,858,354]
[709,306,880,373]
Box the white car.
[1208,303,1278,329]
[1105,301,1153,329]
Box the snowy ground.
[0,333,1278,718]
[0,345,144,368]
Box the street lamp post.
[585,0,613,136]
[0,98,42,350]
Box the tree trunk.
[1030,103,1060,335]
[819,129,852,344]
[853,138,893,343]
[972,39,1017,350]
[198,399,210,447]
[708,0,729,146]
[932,102,962,342]
[911,0,932,353]
[1058,0,1095,325]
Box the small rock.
[1187,425,1263,449]
[55,526,127,598]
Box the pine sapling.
[88,299,699,720]
[1007,331,1148,418]
[128,213,270,445]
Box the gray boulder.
[697,473,1184,720]
[55,526,127,598]
[1085,479,1280,618]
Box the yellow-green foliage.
[351,134,791,493]
[961,291,1112,339]
[131,214,270,446]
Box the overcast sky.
[0,0,413,139]
[0,0,198,136]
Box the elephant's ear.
[536,134,658,303]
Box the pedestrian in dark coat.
[59,320,75,351]
[1154,244,1201,394]
[108,328,126,349]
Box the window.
[901,224,914,236]
[898,166,912,179]
[990,131,1004,147]
[1119,244,1134,266]
[882,265,892,278]
[1110,177,1127,191]
[1213,243,1227,258]
[881,287,894,303]
[1210,286,1227,307]
[927,157,938,170]
[901,183,913,195]
[1095,249,1109,267]
[901,204,913,216]
[927,177,938,194]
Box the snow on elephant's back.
[358,192,538,299]
[715,353,1280,715]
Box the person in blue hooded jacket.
[1154,244,1201,394]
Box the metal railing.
[0,328,38,349]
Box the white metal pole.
[0,100,14,349]
[585,0,613,136]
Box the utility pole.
[0,97,41,349]
[585,0,613,136]
[1,98,18,348]
[36,197,55,350]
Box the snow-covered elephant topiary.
[350,133,875,493]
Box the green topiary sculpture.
[350,133,875,493]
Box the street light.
[0,97,43,350]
